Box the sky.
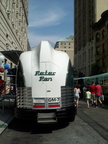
[28,0,74,48]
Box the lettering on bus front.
[35,70,56,76]
[34,70,56,81]
[48,98,60,103]
[39,77,52,81]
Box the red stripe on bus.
[33,105,45,108]
[48,105,60,108]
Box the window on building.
[82,53,84,63]
[96,60,99,65]
[96,46,100,55]
[6,0,9,10]
[6,0,10,18]
[102,29,105,39]
[5,59,7,64]
[91,47,93,60]
[89,65,90,73]
[19,6,22,16]
[16,0,18,8]
[84,67,86,75]
[88,49,90,60]
[6,33,8,38]
[96,32,100,41]
[102,44,105,54]
[16,11,18,19]
[102,58,105,67]
[12,0,15,4]
[84,52,86,61]
[78,55,82,66]
[10,63,12,68]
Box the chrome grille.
[16,87,32,108]
[61,86,75,107]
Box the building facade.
[0,0,29,67]
[74,0,108,76]
[54,36,74,66]
[93,10,108,73]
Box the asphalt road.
[0,100,108,144]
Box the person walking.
[83,85,87,100]
[95,82,104,108]
[74,86,81,108]
[89,82,96,106]
[86,88,91,108]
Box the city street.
[1,1,108,144]
[0,100,108,144]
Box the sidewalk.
[77,100,108,141]
[0,100,15,135]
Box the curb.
[0,115,14,135]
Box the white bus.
[15,41,76,123]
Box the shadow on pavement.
[8,117,70,134]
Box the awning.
[0,50,23,65]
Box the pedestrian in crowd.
[95,81,104,108]
[83,85,87,100]
[86,88,91,108]
[74,86,81,108]
[89,82,96,106]
[0,76,5,95]
[79,84,83,99]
